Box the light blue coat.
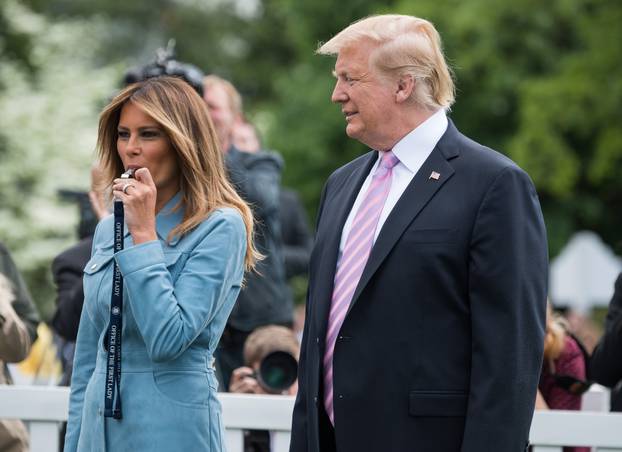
[64,193,246,451]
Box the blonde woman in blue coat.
[64,76,258,451]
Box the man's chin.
[345,124,361,141]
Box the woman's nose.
[126,135,141,154]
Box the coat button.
[313,396,318,404]
[316,337,319,344]
[338,394,343,399]
[91,263,97,270]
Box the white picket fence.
[1,385,622,452]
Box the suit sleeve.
[290,292,312,452]
[114,211,246,363]
[461,166,548,451]
[290,179,330,452]
[589,273,622,386]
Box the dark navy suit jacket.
[290,121,548,452]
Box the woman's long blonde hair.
[97,76,258,271]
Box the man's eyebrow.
[332,69,351,79]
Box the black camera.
[253,350,298,394]
[123,39,204,96]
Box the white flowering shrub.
[0,0,122,317]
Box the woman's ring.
[122,183,135,195]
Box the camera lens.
[258,351,298,393]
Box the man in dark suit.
[290,14,549,452]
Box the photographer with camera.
[230,324,299,396]
[229,325,299,452]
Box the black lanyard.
[104,199,124,419]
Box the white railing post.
[29,421,60,452]
[582,384,611,412]
[224,429,244,452]
[271,431,292,452]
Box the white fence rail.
[2,385,622,452]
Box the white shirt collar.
[389,108,448,173]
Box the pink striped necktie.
[323,150,400,425]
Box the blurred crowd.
[1,49,622,452]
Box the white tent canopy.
[549,231,622,312]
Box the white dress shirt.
[339,108,449,253]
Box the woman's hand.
[112,168,158,245]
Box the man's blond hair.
[317,14,455,111]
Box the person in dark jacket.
[589,272,622,411]
[204,75,292,389]
[51,237,93,343]
[231,119,313,280]
[279,188,312,280]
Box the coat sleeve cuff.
[114,240,165,276]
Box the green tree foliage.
[266,0,622,256]
[1,0,620,317]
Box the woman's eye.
[117,131,129,139]
[141,130,160,138]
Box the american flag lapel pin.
[429,171,441,180]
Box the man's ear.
[395,74,415,103]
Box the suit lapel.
[346,124,460,315]
[313,152,377,341]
